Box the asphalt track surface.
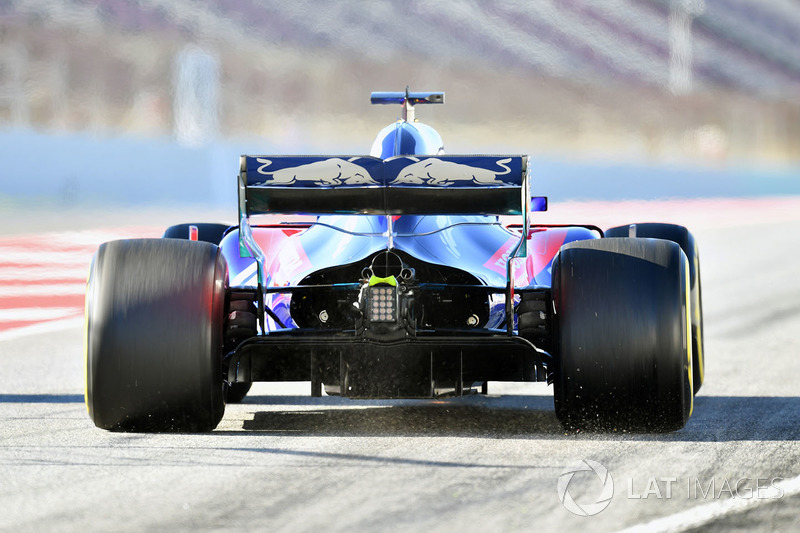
[1,198,800,532]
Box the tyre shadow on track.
[230,395,800,441]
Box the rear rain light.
[368,286,397,322]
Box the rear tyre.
[606,223,704,393]
[85,239,227,432]
[163,222,231,245]
[553,238,693,432]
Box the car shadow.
[5,393,797,442]
[240,396,563,437]
[233,395,800,442]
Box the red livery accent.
[526,228,569,279]
[251,226,311,286]
[483,235,518,276]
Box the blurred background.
[1,0,799,212]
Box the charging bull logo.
[390,157,514,187]
[255,157,379,186]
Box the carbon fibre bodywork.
[220,218,600,331]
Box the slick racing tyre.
[552,238,693,432]
[85,239,227,432]
[605,223,704,393]
[163,222,231,245]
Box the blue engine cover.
[370,121,444,158]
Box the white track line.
[0,229,159,247]
[615,473,800,533]
[0,284,85,297]
[42,230,160,244]
[0,308,81,321]
[0,250,94,264]
[0,316,84,342]
[0,266,90,280]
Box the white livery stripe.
[231,262,258,286]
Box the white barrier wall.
[1,130,798,208]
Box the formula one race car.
[85,89,704,433]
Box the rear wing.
[237,154,532,334]
[239,155,529,216]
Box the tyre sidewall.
[553,238,692,431]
